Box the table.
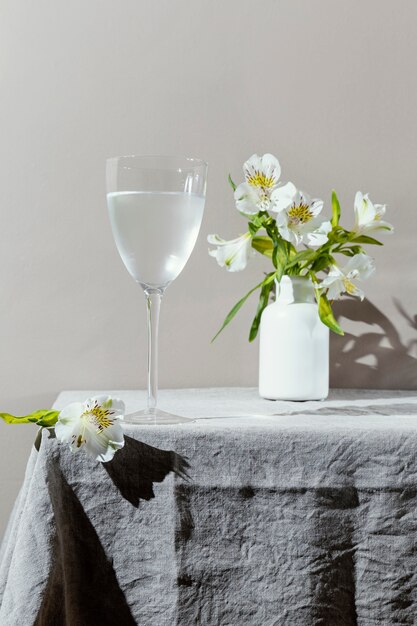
[1,388,417,625]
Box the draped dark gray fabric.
[1,388,417,625]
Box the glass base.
[124,407,194,425]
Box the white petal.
[359,220,394,235]
[234,182,263,215]
[345,253,375,279]
[89,395,111,406]
[320,274,337,288]
[68,443,84,455]
[305,231,329,247]
[55,418,81,443]
[226,246,253,272]
[58,402,83,421]
[354,191,376,228]
[83,395,125,419]
[208,232,253,272]
[374,203,387,218]
[375,220,393,233]
[102,423,125,445]
[277,223,299,245]
[107,397,125,416]
[259,153,281,183]
[207,234,225,245]
[326,279,345,300]
[346,282,365,300]
[243,154,262,175]
[308,198,324,218]
[270,182,297,213]
[275,211,288,228]
[305,220,332,247]
[98,445,121,463]
[323,265,344,281]
[85,428,125,463]
[84,432,113,460]
[298,190,312,205]
[243,153,281,186]
[55,402,84,444]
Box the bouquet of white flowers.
[208,153,392,340]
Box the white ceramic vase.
[259,275,329,401]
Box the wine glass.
[106,155,207,424]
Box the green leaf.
[327,230,341,244]
[351,235,383,246]
[337,245,363,257]
[252,214,268,229]
[228,174,236,192]
[274,239,288,281]
[285,249,317,269]
[252,236,273,258]
[287,245,297,261]
[317,293,344,335]
[0,409,60,427]
[211,273,276,342]
[311,253,333,272]
[264,221,287,279]
[249,280,274,342]
[331,190,341,228]
[211,281,264,342]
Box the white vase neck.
[275,275,316,304]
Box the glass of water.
[106,155,207,424]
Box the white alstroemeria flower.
[234,153,281,215]
[320,253,376,301]
[55,396,125,463]
[208,232,254,272]
[353,191,393,235]
[270,185,331,247]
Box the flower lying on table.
[0,395,125,463]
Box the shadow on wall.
[330,298,417,389]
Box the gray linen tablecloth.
[1,388,417,626]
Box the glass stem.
[144,289,163,413]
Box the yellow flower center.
[343,278,357,295]
[288,203,313,225]
[83,402,115,433]
[247,171,276,189]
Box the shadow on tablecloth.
[104,436,190,507]
[34,466,137,626]
[34,438,190,625]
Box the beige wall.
[1,0,416,536]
